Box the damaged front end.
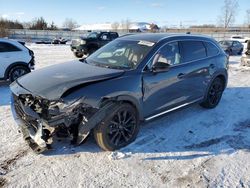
[11,91,98,153]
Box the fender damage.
[10,62,124,153]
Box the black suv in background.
[11,34,228,153]
[71,31,119,58]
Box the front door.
[142,40,209,118]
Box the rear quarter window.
[0,42,21,52]
[204,42,219,57]
[180,41,206,62]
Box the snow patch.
[108,151,132,160]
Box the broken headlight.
[47,97,86,115]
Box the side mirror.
[152,61,171,73]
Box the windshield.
[86,39,154,70]
[87,32,99,39]
[219,41,233,46]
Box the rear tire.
[94,103,140,151]
[8,66,30,82]
[200,78,224,109]
[238,48,243,55]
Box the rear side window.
[204,42,219,57]
[180,41,206,62]
[100,33,110,41]
[0,42,21,52]
[110,33,118,39]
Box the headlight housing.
[80,40,86,45]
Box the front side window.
[151,42,181,67]
[87,39,154,69]
[180,41,206,62]
[0,42,21,52]
[87,32,98,39]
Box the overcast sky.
[0,0,249,27]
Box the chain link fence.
[7,29,250,42]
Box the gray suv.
[11,33,228,153]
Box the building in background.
[73,22,159,32]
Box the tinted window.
[236,41,242,46]
[180,41,206,62]
[152,42,181,66]
[0,42,21,52]
[232,41,238,46]
[110,33,118,39]
[100,33,110,40]
[204,42,219,57]
[219,40,233,46]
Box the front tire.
[94,103,140,151]
[200,78,224,109]
[74,52,83,58]
[8,66,30,82]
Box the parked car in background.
[11,33,228,153]
[219,40,244,55]
[35,39,52,44]
[52,37,68,44]
[241,40,250,66]
[0,38,34,82]
[70,31,119,58]
[230,35,250,43]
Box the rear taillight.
[29,50,34,56]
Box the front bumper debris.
[10,92,115,153]
[11,95,49,153]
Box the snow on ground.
[0,44,250,188]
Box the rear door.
[178,40,211,99]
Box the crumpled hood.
[12,61,124,100]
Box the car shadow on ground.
[45,87,250,159]
[0,82,11,106]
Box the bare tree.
[121,19,131,32]
[0,21,9,37]
[111,22,120,31]
[246,9,250,27]
[29,17,48,30]
[218,0,239,28]
[62,18,78,30]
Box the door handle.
[177,73,185,79]
[210,64,215,69]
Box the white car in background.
[0,38,35,82]
[230,35,250,43]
